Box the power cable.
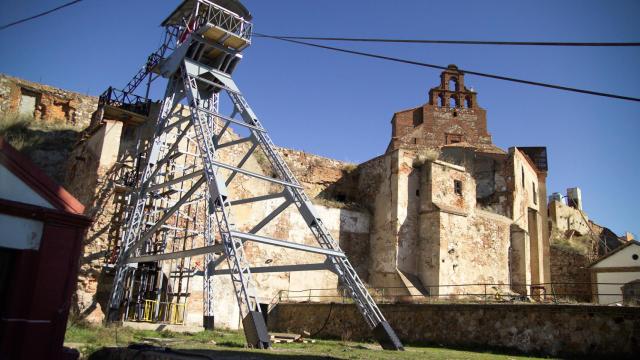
[0,0,85,32]
[255,33,640,102]
[310,302,334,338]
[254,34,640,47]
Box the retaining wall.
[268,303,640,358]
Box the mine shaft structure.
[104,0,403,350]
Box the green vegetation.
[65,322,549,360]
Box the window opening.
[449,77,458,91]
[465,96,472,108]
[454,180,463,196]
[446,133,463,145]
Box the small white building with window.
[590,240,640,305]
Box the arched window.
[449,77,458,92]
[465,96,473,108]
[449,96,457,108]
[438,94,445,107]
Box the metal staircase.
[106,0,403,350]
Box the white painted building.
[590,241,640,305]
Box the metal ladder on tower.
[106,0,403,351]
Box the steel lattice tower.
[105,0,403,350]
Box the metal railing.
[272,282,633,306]
[99,87,151,117]
[132,299,187,325]
[197,0,252,42]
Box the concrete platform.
[123,321,204,333]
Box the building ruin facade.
[0,66,632,330]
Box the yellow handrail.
[143,300,157,322]
[169,302,186,325]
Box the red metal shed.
[0,138,91,360]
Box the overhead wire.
[254,34,640,47]
[0,0,85,32]
[254,33,640,102]
[1,2,637,102]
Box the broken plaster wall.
[63,103,373,328]
[205,202,370,330]
[64,105,159,321]
[197,143,370,329]
[548,199,591,236]
[354,149,411,290]
[419,158,511,296]
[509,148,550,286]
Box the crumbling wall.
[549,200,591,236]
[355,152,395,284]
[0,74,97,128]
[474,153,510,216]
[279,148,357,201]
[418,159,511,296]
[62,100,374,327]
[354,150,413,288]
[0,74,99,183]
[509,148,550,286]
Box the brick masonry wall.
[550,245,592,302]
[0,74,99,183]
[268,303,640,358]
[278,147,357,200]
[0,74,98,128]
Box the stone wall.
[549,245,591,302]
[0,74,97,128]
[279,147,357,201]
[0,74,99,183]
[549,199,591,235]
[268,303,640,358]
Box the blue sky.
[0,0,638,236]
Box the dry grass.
[413,148,441,166]
[0,113,82,183]
[550,229,594,256]
[0,113,80,150]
